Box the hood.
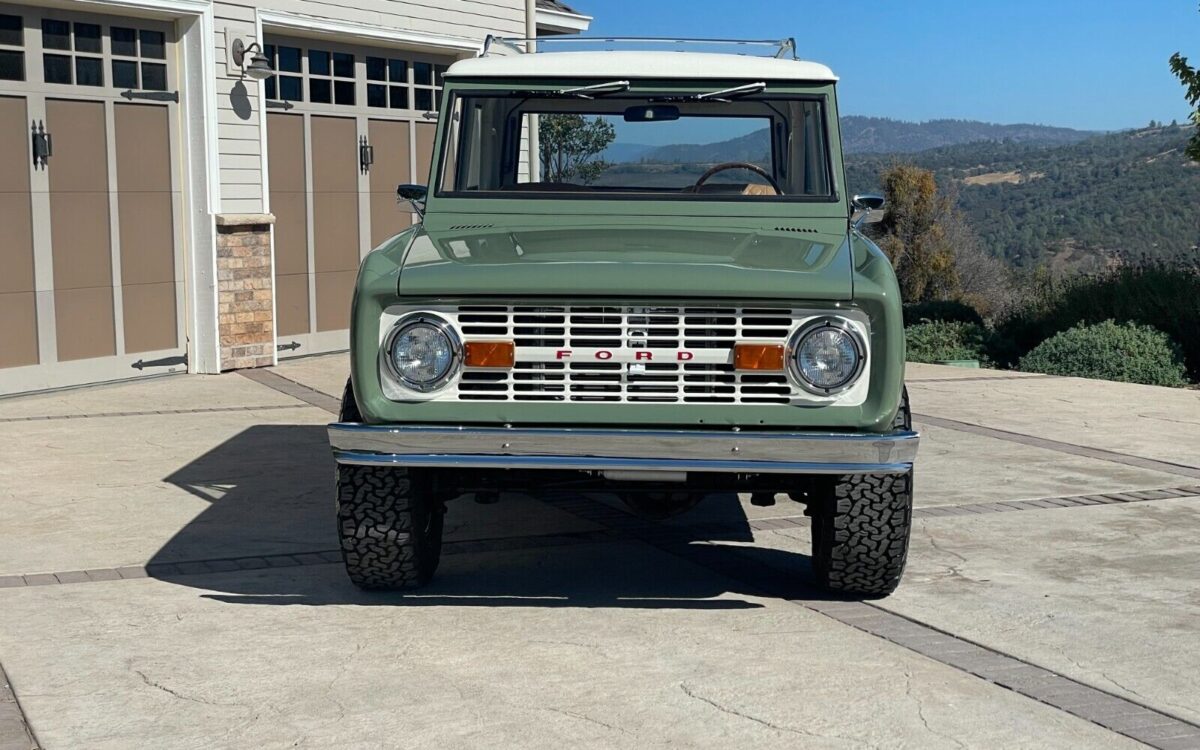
[396,222,853,300]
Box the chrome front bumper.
[328,424,919,475]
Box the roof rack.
[479,36,798,60]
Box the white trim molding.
[536,7,592,35]
[257,10,481,52]
[34,0,209,20]
[179,7,222,373]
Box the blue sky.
[581,0,1199,132]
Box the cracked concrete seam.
[678,682,851,742]
[902,666,969,750]
[132,666,240,709]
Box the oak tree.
[869,165,961,302]
[538,114,616,184]
[1170,3,1200,161]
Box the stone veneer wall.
[215,214,275,371]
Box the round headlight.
[791,320,865,394]
[386,316,460,391]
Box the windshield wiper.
[516,80,631,99]
[653,81,767,103]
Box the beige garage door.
[264,35,451,358]
[0,5,185,394]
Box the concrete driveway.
[0,357,1198,749]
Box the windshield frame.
[427,78,846,217]
[436,89,833,203]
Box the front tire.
[335,378,444,590]
[809,472,912,597]
[807,386,913,597]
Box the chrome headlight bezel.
[786,317,868,396]
[381,312,462,393]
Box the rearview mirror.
[624,105,680,123]
[397,184,427,218]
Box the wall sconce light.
[231,38,275,81]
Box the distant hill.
[596,117,1198,272]
[640,128,770,164]
[845,124,1200,271]
[840,116,1095,154]
[601,142,657,163]
[611,117,1097,164]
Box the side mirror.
[397,184,427,218]
[852,193,885,211]
[851,193,884,230]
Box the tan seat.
[741,183,778,196]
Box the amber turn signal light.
[464,341,515,368]
[734,343,785,371]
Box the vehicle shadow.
[153,424,826,609]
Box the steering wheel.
[691,162,784,195]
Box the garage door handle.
[31,120,52,170]
[359,136,373,174]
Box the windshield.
[437,90,834,201]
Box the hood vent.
[448,223,495,230]
[774,226,819,234]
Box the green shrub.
[905,321,991,364]
[1018,320,1187,386]
[997,266,1200,380]
[902,299,985,327]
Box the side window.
[442,98,482,192]
[787,99,831,196]
[442,98,520,193]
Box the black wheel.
[335,378,444,590]
[807,387,913,597]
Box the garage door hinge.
[266,100,294,111]
[131,354,187,370]
[120,89,179,103]
[277,341,301,352]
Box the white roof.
[446,51,838,82]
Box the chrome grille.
[452,305,799,404]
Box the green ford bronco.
[329,38,919,597]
